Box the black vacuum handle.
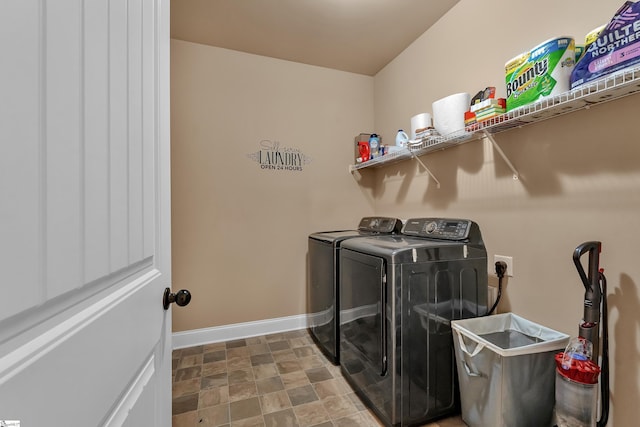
[573,241,601,291]
[573,241,602,324]
[573,242,609,427]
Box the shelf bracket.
[349,164,362,180]
[483,131,519,180]
[410,152,441,189]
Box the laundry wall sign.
[247,140,312,171]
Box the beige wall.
[170,40,375,331]
[373,0,640,424]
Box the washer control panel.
[358,217,403,234]
[402,218,471,240]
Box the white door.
[0,1,172,426]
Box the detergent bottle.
[369,134,380,159]
[395,130,409,147]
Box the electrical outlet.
[494,255,514,277]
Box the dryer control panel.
[402,218,472,240]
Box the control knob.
[425,221,437,233]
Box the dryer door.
[308,237,338,363]
[339,249,387,376]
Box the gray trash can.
[451,313,570,427]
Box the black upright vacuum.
[555,241,610,427]
[573,241,609,427]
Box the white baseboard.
[172,314,308,350]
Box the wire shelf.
[349,64,640,172]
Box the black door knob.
[163,288,192,310]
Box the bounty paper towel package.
[571,1,640,89]
[505,37,575,111]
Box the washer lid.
[342,235,459,252]
[340,234,485,263]
[309,217,403,243]
[309,230,362,243]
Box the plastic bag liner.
[451,313,570,427]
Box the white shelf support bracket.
[349,165,362,180]
[483,131,519,180]
[411,153,441,189]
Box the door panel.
[0,0,171,425]
[1,270,160,425]
[0,0,163,319]
[84,0,111,283]
[45,0,84,298]
[0,0,43,319]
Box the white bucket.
[410,113,432,139]
[451,313,570,427]
[432,93,470,137]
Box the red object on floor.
[555,352,601,384]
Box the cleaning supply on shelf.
[468,88,505,122]
[505,37,575,111]
[464,111,477,131]
[571,2,640,89]
[395,130,409,147]
[472,98,507,122]
[357,140,370,163]
[354,133,371,163]
[470,87,496,106]
[368,134,380,159]
[465,87,505,129]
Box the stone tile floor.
[172,329,467,427]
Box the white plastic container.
[410,113,432,139]
[432,92,470,137]
[395,130,409,147]
[451,313,570,427]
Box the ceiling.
[171,0,459,76]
